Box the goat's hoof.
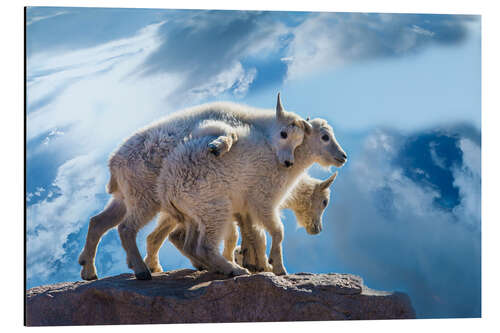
[148,265,163,273]
[229,266,250,277]
[135,270,152,280]
[144,257,163,273]
[194,265,206,271]
[273,267,287,276]
[244,264,258,273]
[81,270,98,281]
[263,263,274,272]
[254,263,273,273]
[208,143,220,156]
[80,263,98,281]
[82,274,98,281]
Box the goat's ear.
[301,119,313,135]
[276,92,284,120]
[320,171,338,190]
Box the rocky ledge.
[26,269,415,326]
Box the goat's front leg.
[237,213,272,272]
[222,221,239,263]
[192,206,249,277]
[256,209,287,275]
[78,197,126,280]
[190,120,239,157]
[118,208,157,280]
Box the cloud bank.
[283,126,481,318]
[284,13,477,79]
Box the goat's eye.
[322,199,328,207]
[280,131,288,139]
[321,134,330,142]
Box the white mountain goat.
[144,172,338,274]
[237,171,338,272]
[78,94,311,280]
[157,112,347,276]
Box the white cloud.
[452,138,481,227]
[283,13,475,80]
[429,141,447,169]
[285,14,347,80]
[459,138,481,176]
[26,187,46,202]
[41,128,64,145]
[26,10,68,26]
[27,153,108,280]
[411,25,435,37]
[233,67,257,97]
[27,22,172,144]
[189,62,256,100]
[321,130,481,317]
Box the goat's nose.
[341,152,347,159]
[309,224,320,234]
[284,160,293,168]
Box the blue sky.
[25,7,481,319]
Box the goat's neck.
[280,174,314,210]
[288,139,316,178]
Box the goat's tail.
[106,173,119,194]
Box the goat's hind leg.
[118,207,158,280]
[144,213,176,273]
[78,197,126,280]
[169,223,207,271]
[253,209,287,275]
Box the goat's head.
[305,118,347,168]
[271,93,312,168]
[295,172,337,235]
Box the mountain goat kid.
[157,115,346,276]
[236,171,338,272]
[144,172,338,274]
[78,94,311,280]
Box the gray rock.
[26,269,415,326]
